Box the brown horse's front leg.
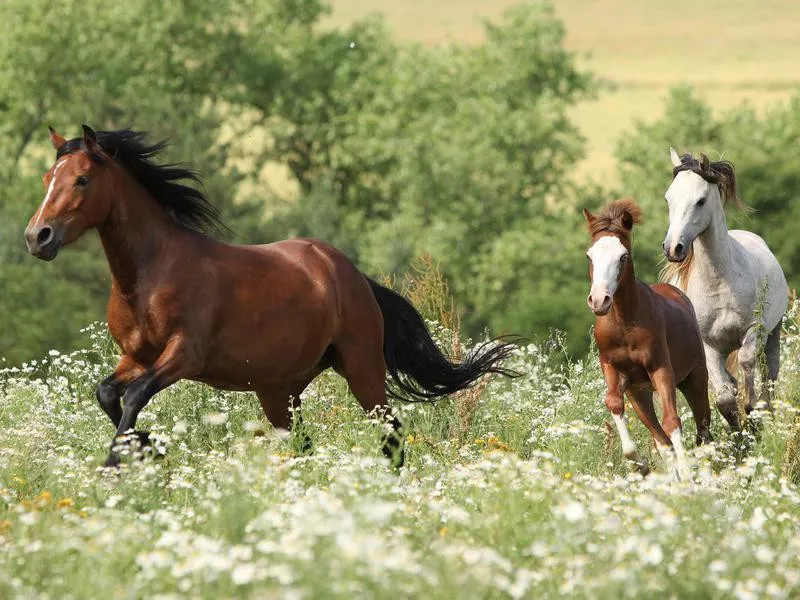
[104,336,201,468]
[96,355,146,428]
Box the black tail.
[367,279,519,402]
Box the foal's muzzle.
[587,293,612,316]
[25,224,63,261]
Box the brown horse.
[25,126,516,468]
[583,199,711,477]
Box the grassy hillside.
[1,310,799,597]
[328,0,800,181]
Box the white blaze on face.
[587,235,627,307]
[33,159,67,228]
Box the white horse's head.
[662,148,739,262]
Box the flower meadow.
[2,309,800,600]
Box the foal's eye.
[696,197,706,207]
[620,254,628,263]
[75,175,89,187]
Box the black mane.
[56,129,225,234]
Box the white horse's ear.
[669,147,681,168]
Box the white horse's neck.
[692,198,733,280]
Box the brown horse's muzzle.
[25,223,63,261]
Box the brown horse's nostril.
[37,226,54,246]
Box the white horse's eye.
[696,197,706,207]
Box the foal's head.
[583,199,642,316]
[25,126,114,261]
[662,148,745,262]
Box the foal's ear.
[82,125,105,159]
[669,147,681,168]
[621,211,634,231]
[48,126,66,150]
[582,208,596,226]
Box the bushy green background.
[1,0,798,363]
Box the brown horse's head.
[25,126,113,261]
[582,199,642,315]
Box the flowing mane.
[55,129,224,234]
[661,153,749,287]
[588,198,643,241]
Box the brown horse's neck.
[610,264,638,323]
[97,167,188,296]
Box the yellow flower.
[439,526,448,537]
[0,520,11,532]
[56,498,74,509]
[35,491,53,507]
[406,434,415,444]
[564,472,572,479]
[11,476,25,486]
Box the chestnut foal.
[584,200,711,477]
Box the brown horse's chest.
[596,327,654,386]
[107,290,174,364]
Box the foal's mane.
[588,198,643,242]
[56,129,224,234]
[662,152,749,287]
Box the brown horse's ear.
[48,126,66,150]
[582,208,596,226]
[699,153,710,172]
[82,124,105,159]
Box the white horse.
[661,148,788,429]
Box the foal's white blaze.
[33,159,67,228]
[587,236,627,306]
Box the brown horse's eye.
[620,254,628,263]
[75,175,89,187]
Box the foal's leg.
[704,344,740,430]
[104,336,200,468]
[677,366,713,446]
[759,323,781,412]
[601,363,647,475]
[96,355,146,428]
[650,366,688,479]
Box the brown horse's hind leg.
[256,375,319,454]
[678,366,713,446]
[334,342,403,468]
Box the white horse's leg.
[760,323,781,411]
[738,327,760,415]
[704,343,740,429]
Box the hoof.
[102,453,121,469]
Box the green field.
[2,311,800,597]
[328,0,800,180]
